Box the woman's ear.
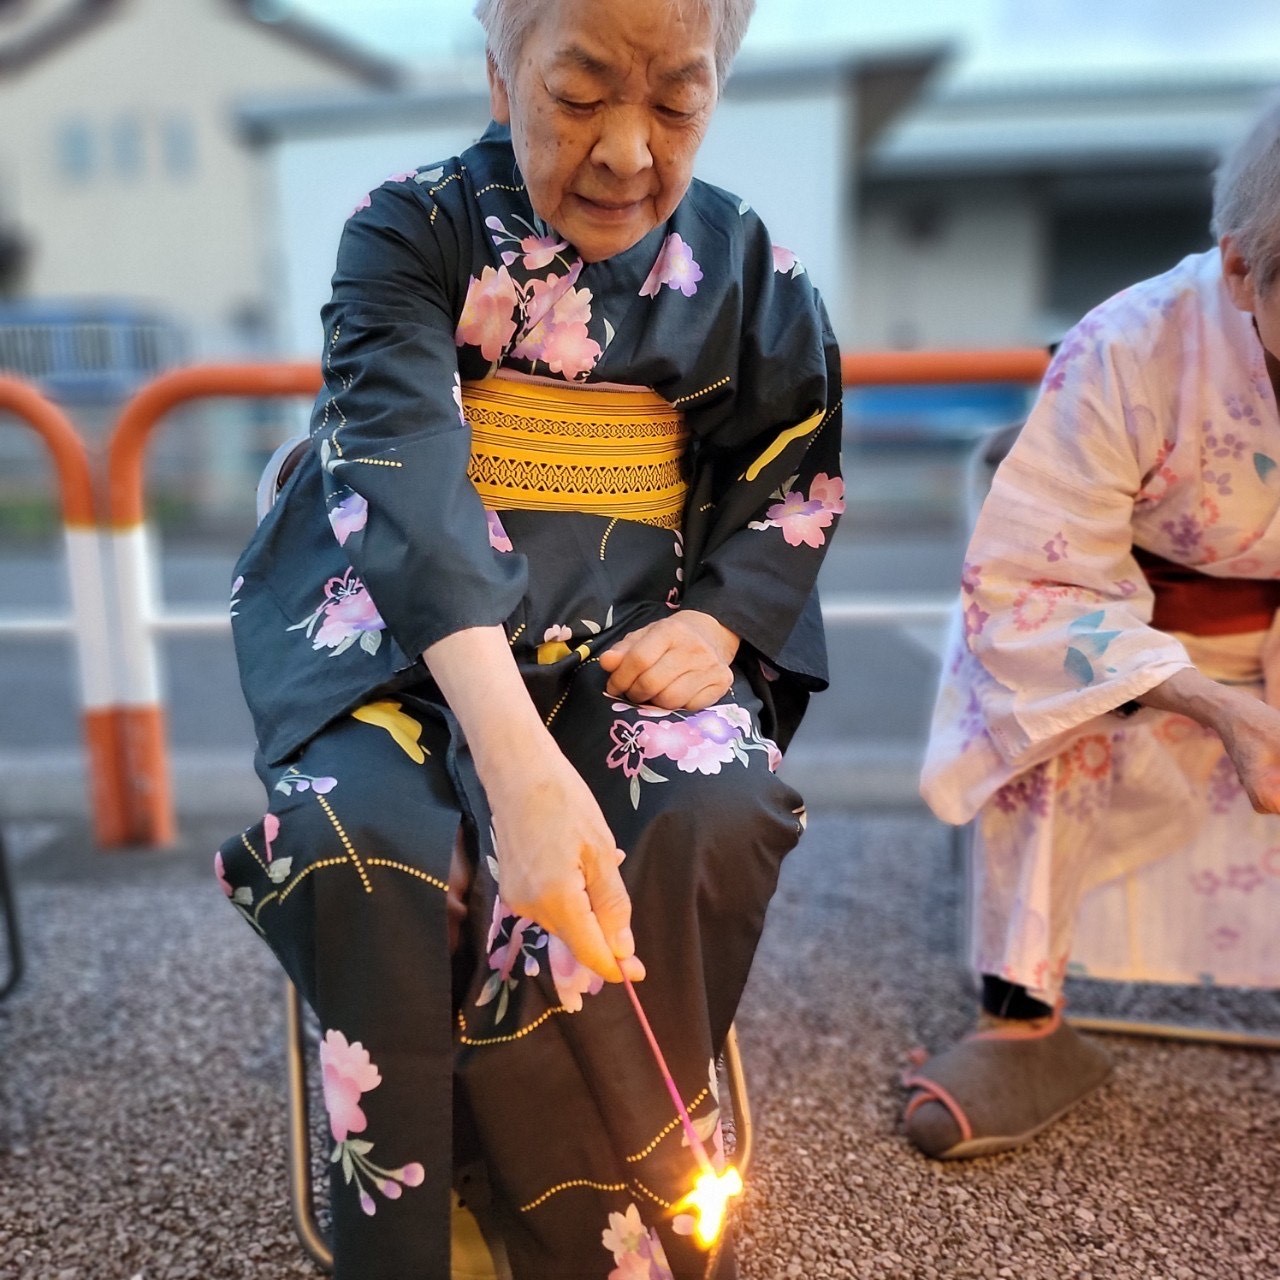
[487,55,512,126]
[1221,234,1257,313]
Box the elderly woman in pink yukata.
[911,95,1280,1159]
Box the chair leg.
[0,832,24,1002]
[286,978,334,1272]
[721,1024,752,1175]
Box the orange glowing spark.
[620,974,745,1247]
[677,1166,745,1247]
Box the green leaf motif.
[637,764,667,784]
[629,773,642,810]
[267,858,293,884]
[1255,453,1276,482]
[231,886,254,907]
[1064,646,1095,685]
[348,1139,374,1156]
[341,1147,354,1184]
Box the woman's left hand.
[599,610,739,710]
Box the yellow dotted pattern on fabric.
[346,456,403,469]
[630,1181,673,1210]
[599,516,619,561]
[252,889,278,925]
[508,622,526,647]
[239,831,268,874]
[276,857,350,904]
[315,794,373,894]
[363,857,448,894]
[624,1086,710,1163]
[428,172,464,199]
[518,1180,629,1213]
[474,181,527,197]
[543,655,599,728]
[671,375,731,408]
[456,1006,574,1046]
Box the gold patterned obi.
[461,375,689,530]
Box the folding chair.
[259,438,755,1273]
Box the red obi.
[1133,545,1280,637]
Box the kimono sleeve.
[678,225,844,688]
[311,179,527,659]
[964,320,1194,764]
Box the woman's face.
[488,0,718,263]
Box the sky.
[285,0,1280,81]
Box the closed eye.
[555,96,601,114]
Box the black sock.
[981,974,1053,1021]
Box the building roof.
[868,70,1279,180]
[0,0,401,87]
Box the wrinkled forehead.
[528,0,718,83]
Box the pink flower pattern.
[771,244,802,276]
[606,699,777,807]
[315,1028,426,1216]
[639,232,703,298]
[456,265,521,362]
[512,271,602,379]
[750,473,845,548]
[602,1203,675,1280]
[288,567,386,657]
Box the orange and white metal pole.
[106,363,323,846]
[0,376,129,845]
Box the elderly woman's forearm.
[423,627,552,781]
[1136,666,1255,735]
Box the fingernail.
[625,956,647,982]
[613,927,635,957]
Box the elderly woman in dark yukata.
[216,0,844,1276]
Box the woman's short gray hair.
[1212,92,1280,295]
[473,0,755,91]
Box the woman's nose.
[590,108,654,179]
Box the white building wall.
[0,0,381,348]
[853,191,1045,348]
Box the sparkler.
[620,973,744,1247]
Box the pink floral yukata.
[923,249,1280,1005]
[216,123,843,1279]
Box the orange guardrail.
[0,376,129,845]
[99,349,1051,847]
[841,348,1051,387]
[104,363,323,846]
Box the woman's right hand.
[423,624,643,983]
[484,746,645,984]
[1140,667,1280,812]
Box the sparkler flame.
[619,973,745,1247]
[677,1165,744,1247]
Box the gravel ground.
[1,810,1278,1280]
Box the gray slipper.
[902,1009,1112,1159]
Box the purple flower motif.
[263,812,279,862]
[963,601,990,639]
[486,510,514,553]
[1226,864,1263,893]
[313,574,385,651]
[1043,532,1068,562]
[639,232,703,298]
[1189,870,1221,896]
[328,492,368,547]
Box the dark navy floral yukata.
[217,123,842,1280]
